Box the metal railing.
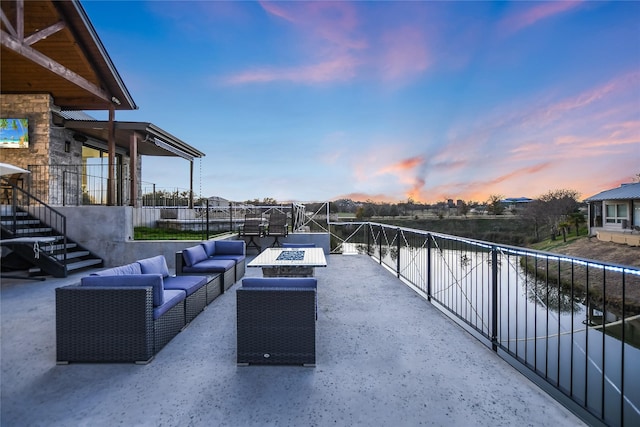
[325,216,639,427]
[0,177,67,271]
[133,202,307,241]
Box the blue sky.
[82,0,640,203]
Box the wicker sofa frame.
[236,277,317,366]
[56,286,185,364]
[176,240,246,292]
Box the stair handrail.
[1,177,67,271]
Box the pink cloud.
[376,155,425,175]
[501,1,583,34]
[260,1,365,51]
[377,26,431,81]
[223,2,432,85]
[225,55,359,84]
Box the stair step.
[53,250,90,261]
[13,227,53,234]
[48,243,78,252]
[66,258,103,271]
[0,211,27,217]
[1,219,41,226]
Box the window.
[605,203,628,224]
[81,145,122,204]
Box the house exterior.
[584,182,640,246]
[1,0,204,208]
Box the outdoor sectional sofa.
[236,277,317,366]
[56,255,213,364]
[176,240,246,294]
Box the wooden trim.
[24,20,65,45]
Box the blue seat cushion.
[92,262,141,276]
[137,255,170,278]
[163,275,207,296]
[81,274,165,306]
[209,254,245,264]
[182,245,208,267]
[154,289,185,319]
[182,259,235,274]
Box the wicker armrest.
[56,286,155,364]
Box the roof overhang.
[1,0,136,110]
[585,183,640,202]
[64,120,205,160]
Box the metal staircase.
[1,181,103,278]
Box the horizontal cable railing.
[325,214,640,427]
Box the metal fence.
[325,218,639,426]
[132,202,307,241]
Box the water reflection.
[524,274,584,315]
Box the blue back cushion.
[92,262,141,276]
[137,255,170,278]
[201,240,217,257]
[182,245,208,267]
[81,274,165,306]
[242,277,317,289]
[213,240,245,255]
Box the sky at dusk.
[82,0,640,204]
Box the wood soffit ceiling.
[0,0,136,110]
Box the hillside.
[536,237,640,268]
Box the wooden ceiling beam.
[1,29,112,105]
[0,8,17,37]
[24,20,65,46]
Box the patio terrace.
[0,253,583,426]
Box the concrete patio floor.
[1,254,585,426]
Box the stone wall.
[0,93,51,170]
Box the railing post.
[229,201,233,234]
[379,225,382,264]
[366,224,370,256]
[491,246,499,352]
[426,233,432,301]
[62,171,67,206]
[396,227,401,278]
[204,198,209,239]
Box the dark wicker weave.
[153,301,186,353]
[235,259,246,282]
[206,274,223,304]
[236,287,316,366]
[222,267,236,293]
[56,286,185,364]
[184,286,207,323]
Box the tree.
[521,199,547,242]
[569,212,585,235]
[534,189,581,240]
[486,194,505,216]
[458,201,470,217]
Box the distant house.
[585,182,640,235]
[502,197,532,212]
